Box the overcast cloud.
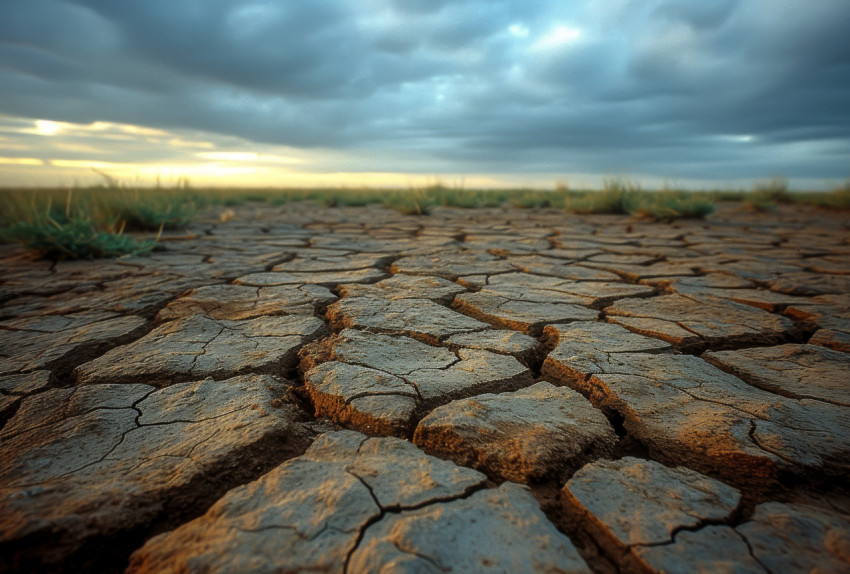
[1,0,848,186]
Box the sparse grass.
[561,178,639,215]
[1,218,156,259]
[785,181,850,209]
[3,178,849,258]
[627,190,717,221]
[109,192,199,230]
[745,177,790,211]
[0,187,200,231]
[0,186,197,259]
[557,179,715,220]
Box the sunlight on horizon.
[0,116,840,191]
[35,120,62,136]
[0,116,577,189]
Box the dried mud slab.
[127,431,489,574]
[560,353,850,484]
[581,260,698,282]
[0,375,307,572]
[350,482,591,573]
[414,381,616,482]
[305,362,419,436]
[324,328,457,374]
[704,344,850,406]
[605,293,798,351]
[563,457,746,573]
[327,295,489,342]
[566,458,850,573]
[633,526,766,574]
[806,256,850,275]
[767,271,850,296]
[552,237,618,252]
[390,250,516,280]
[0,370,50,426]
[1,273,219,319]
[445,329,540,362]
[486,272,655,307]
[454,289,597,335]
[506,255,620,281]
[115,252,252,279]
[271,253,393,272]
[648,273,756,290]
[587,253,660,265]
[338,273,468,303]
[405,347,534,405]
[312,234,415,253]
[0,258,76,302]
[705,288,810,313]
[464,233,552,253]
[0,310,148,375]
[233,267,387,286]
[302,329,533,436]
[661,279,810,312]
[0,370,50,396]
[785,294,850,353]
[736,502,850,573]
[541,321,672,381]
[700,257,803,283]
[809,329,850,353]
[157,283,336,321]
[74,314,326,386]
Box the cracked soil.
[1,201,848,573]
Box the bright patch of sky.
[531,25,582,51]
[508,23,529,38]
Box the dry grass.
[2,179,847,259]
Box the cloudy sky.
[1,0,848,189]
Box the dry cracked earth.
[1,201,849,573]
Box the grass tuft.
[558,179,715,220]
[745,177,790,211]
[628,191,717,221]
[1,218,155,259]
[0,187,196,259]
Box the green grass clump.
[627,191,717,221]
[1,218,155,259]
[557,179,716,220]
[745,177,790,211]
[0,186,198,259]
[0,187,200,231]
[561,178,639,215]
[115,198,197,230]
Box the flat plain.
[1,201,848,573]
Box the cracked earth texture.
[1,201,848,573]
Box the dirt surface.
[1,201,848,573]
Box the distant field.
[1,178,848,259]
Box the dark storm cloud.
[1,0,849,180]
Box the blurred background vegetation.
[1,177,848,259]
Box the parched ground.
[1,201,849,573]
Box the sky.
[0,0,848,190]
